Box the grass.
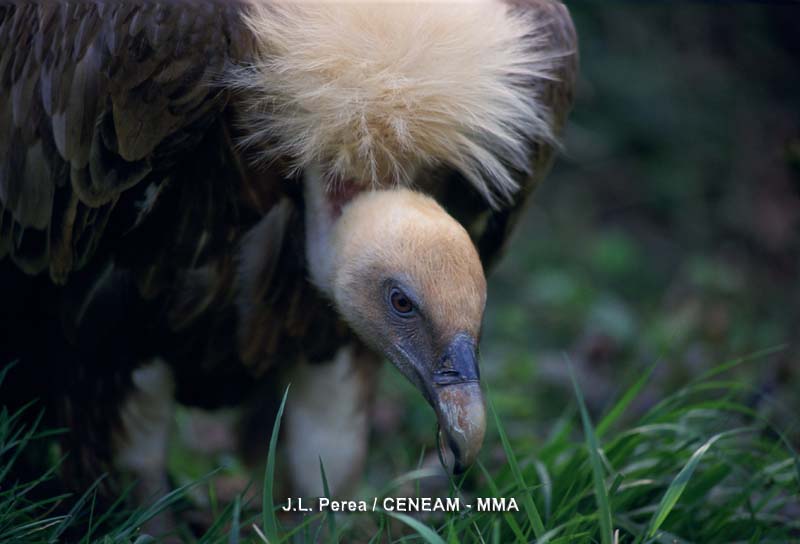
[569,356,613,544]
[1,351,798,543]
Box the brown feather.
[0,1,254,281]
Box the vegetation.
[2,350,798,542]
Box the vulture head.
[301,175,488,472]
[328,189,487,472]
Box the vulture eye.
[390,288,414,316]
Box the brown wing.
[0,2,254,283]
[437,0,578,269]
[0,2,350,489]
[163,196,350,408]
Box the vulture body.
[0,0,577,528]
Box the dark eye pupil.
[391,290,413,313]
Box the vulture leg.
[113,360,177,538]
[284,344,379,498]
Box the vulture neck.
[303,167,363,296]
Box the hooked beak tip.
[435,381,486,475]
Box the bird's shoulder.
[0,2,256,281]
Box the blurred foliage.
[476,2,800,432]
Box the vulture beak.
[427,334,486,474]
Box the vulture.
[0,0,576,529]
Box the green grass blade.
[691,345,787,385]
[112,469,220,541]
[445,514,458,544]
[318,457,337,544]
[568,357,613,544]
[379,510,446,544]
[50,474,107,541]
[83,484,98,544]
[0,409,46,483]
[367,516,386,544]
[261,385,290,543]
[646,428,749,537]
[276,511,326,543]
[0,361,18,389]
[228,495,241,544]
[795,456,800,489]
[487,394,545,538]
[198,486,249,544]
[477,461,527,543]
[376,467,441,499]
[596,360,657,438]
[2,516,68,540]
[84,481,137,537]
[491,518,500,544]
[534,460,553,521]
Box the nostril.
[439,354,455,370]
[434,334,480,386]
[434,363,468,385]
[435,355,465,382]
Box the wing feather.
[0,2,254,282]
